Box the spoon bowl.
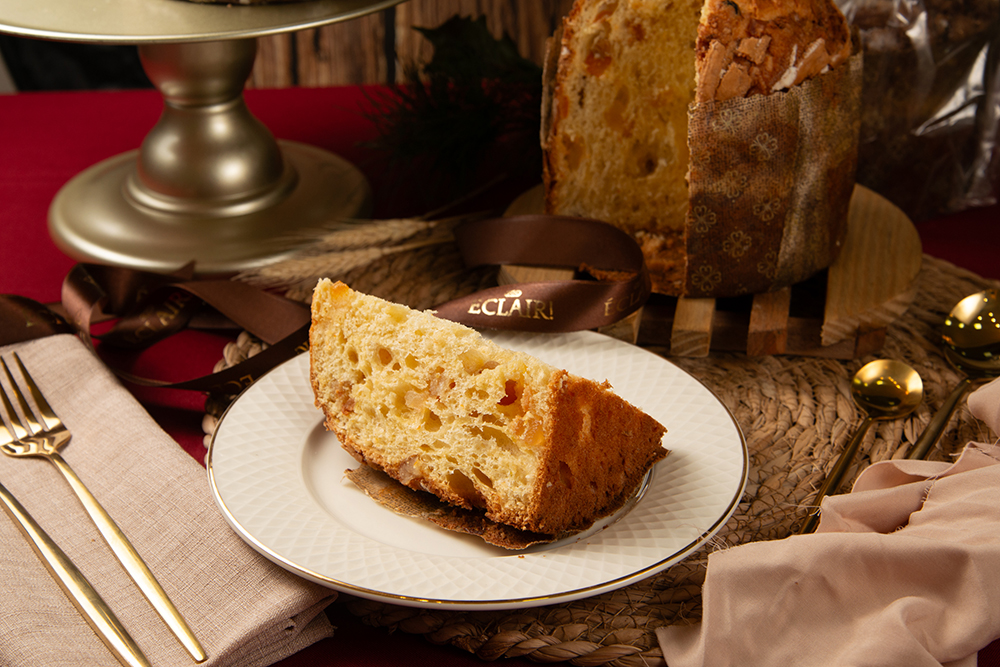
[799,359,923,534]
[943,289,1000,359]
[908,289,1000,460]
[851,359,925,418]
[944,346,1000,379]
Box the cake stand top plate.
[0,0,402,44]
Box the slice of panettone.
[309,279,668,538]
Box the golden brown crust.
[525,372,668,534]
[636,228,687,298]
[696,0,853,102]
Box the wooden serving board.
[502,184,922,359]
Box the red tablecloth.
[1,86,998,667]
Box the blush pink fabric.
[657,377,1000,667]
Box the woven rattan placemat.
[207,252,999,667]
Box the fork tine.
[1,358,43,436]
[12,354,61,431]
[0,360,31,442]
[7,356,207,662]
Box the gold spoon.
[908,289,1000,460]
[799,359,923,534]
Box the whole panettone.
[542,0,862,298]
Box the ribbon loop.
[439,215,650,331]
[454,215,647,273]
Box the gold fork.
[0,353,207,663]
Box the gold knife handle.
[0,480,151,667]
[50,452,207,663]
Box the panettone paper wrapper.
[344,464,558,550]
[683,53,863,298]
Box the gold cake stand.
[0,0,403,274]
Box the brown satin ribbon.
[57,263,313,394]
[436,215,649,332]
[0,295,75,343]
[0,215,648,393]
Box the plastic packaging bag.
[837,0,999,221]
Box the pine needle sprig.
[361,15,544,189]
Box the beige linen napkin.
[658,377,1000,667]
[0,335,336,667]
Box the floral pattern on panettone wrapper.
[683,53,862,298]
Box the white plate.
[207,330,747,610]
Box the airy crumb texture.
[542,0,852,295]
[543,0,702,246]
[309,279,668,535]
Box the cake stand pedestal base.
[49,141,370,275]
[47,38,372,275]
